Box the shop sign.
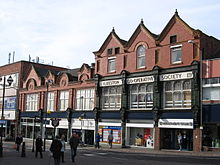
[127,76,154,84]
[160,71,193,81]
[100,79,122,87]
[4,97,16,110]
[158,119,193,129]
[0,120,6,125]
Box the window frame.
[47,92,54,112]
[170,44,182,64]
[108,57,116,73]
[59,91,69,111]
[136,45,146,69]
[25,93,38,111]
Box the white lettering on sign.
[158,119,193,129]
[100,80,122,87]
[127,76,154,84]
[160,71,193,81]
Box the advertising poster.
[99,126,121,144]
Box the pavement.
[2,140,220,158]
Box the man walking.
[69,132,79,163]
[50,135,62,165]
[35,135,43,158]
[15,134,23,152]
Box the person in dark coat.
[95,133,101,149]
[35,135,43,158]
[50,135,62,165]
[69,132,79,163]
[15,134,23,152]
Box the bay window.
[102,86,121,110]
[164,80,191,108]
[130,83,153,109]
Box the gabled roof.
[126,19,158,49]
[93,28,127,56]
[157,10,195,42]
[79,63,91,72]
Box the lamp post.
[66,108,73,142]
[78,113,85,144]
[32,116,37,152]
[0,75,13,157]
[43,80,53,152]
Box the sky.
[0,0,220,69]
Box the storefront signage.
[100,79,122,87]
[4,97,16,110]
[127,76,154,84]
[158,119,193,129]
[160,71,193,81]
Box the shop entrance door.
[161,129,193,151]
[84,130,94,145]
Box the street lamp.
[78,113,85,145]
[43,80,53,152]
[0,75,13,157]
[32,116,37,152]
[66,108,73,142]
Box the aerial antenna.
[29,54,31,62]
[8,53,11,64]
[13,51,15,63]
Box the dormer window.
[170,35,177,44]
[136,45,146,69]
[107,48,113,55]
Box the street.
[1,144,220,165]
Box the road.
[1,146,220,165]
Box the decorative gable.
[23,65,42,88]
[78,63,92,82]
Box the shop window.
[59,91,69,111]
[171,45,182,64]
[108,57,116,73]
[130,83,153,109]
[164,80,191,108]
[136,45,146,69]
[76,88,94,110]
[102,86,121,110]
[25,93,38,111]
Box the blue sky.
[0,0,220,68]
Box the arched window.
[136,45,146,69]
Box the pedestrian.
[35,135,43,158]
[15,134,23,152]
[50,135,62,165]
[108,132,113,149]
[60,134,66,163]
[95,133,101,149]
[69,132,79,163]
[177,133,183,151]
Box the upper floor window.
[59,91,69,111]
[171,45,182,64]
[76,88,94,110]
[203,77,220,100]
[130,83,153,109]
[47,92,54,111]
[164,80,191,108]
[170,35,177,44]
[107,48,113,55]
[102,86,121,110]
[136,45,146,69]
[25,93,38,111]
[108,57,116,73]
[115,47,120,54]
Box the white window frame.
[171,44,182,64]
[76,88,94,110]
[108,57,116,73]
[25,93,38,111]
[59,91,69,111]
[203,77,220,100]
[136,45,146,69]
[47,92,54,111]
[130,83,153,110]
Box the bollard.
[21,142,26,157]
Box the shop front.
[159,119,193,151]
[98,122,122,145]
[126,122,154,148]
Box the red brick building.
[93,11,220,152]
